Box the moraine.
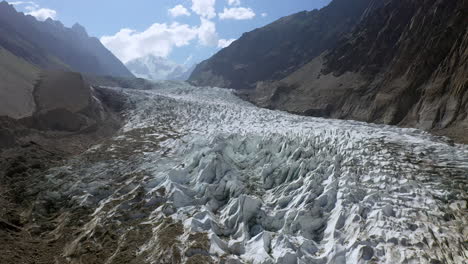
[35,81,467,264]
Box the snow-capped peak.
[125,55,194,81]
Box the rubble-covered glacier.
[35,82,467,264]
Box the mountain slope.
[242,0,468,143]
[0,1,133,77]
[188,0,379,89]
[0,47,39,119]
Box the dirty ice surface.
[40,81,468,264]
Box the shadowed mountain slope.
[0,1,133,78]
[188,0,379,89]
[242,0,468,143]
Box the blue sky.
[9,0,332,65]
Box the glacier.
[34,81,467,264]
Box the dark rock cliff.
[189,0,379,89]
[239,0,467,143]
[0,1,133,78]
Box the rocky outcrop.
[0,47,39,119]
[240,0,468,143]
[0,69,123,153]
[0,1,133,77]
[188,0,379,89]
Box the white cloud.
[8,1,57,21]
[191,0,216,19]
[219,7,255,20]
[197,18,218,46]
[26,8,57,21]
[218,38,236,48]
[9,1,38,8]
[101,18,220,63]
[228,0,241,6]
[101,23,198,63]
[261,12,268,17]
[168,5,190,17]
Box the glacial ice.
[37,81,467,263]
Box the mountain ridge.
[188,0,379,89]
[0,1,133,77]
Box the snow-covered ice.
[37,81,467,264]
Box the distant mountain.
[125,55,195,81]
[0,1,133,77]
[189,0,379,89]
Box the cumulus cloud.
[168,5,190,17]
[191,0,216,19]
[227,0,241,6]
[219,7,255,20]
[9,1,57,21]
[197,18,218,46]
[218,38,236,48]
[101,18,220,63]
[261,12,268,17]
[9,1,38,8]
[101,23,198,63]
[26,8,57,21]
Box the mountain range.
[189,0,468,143]
[125,55,195,81]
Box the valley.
[2,82,466,263]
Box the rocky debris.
[0,69,128,263]
[240,0,468,144]
[0,84,126,264]
[0,141,68,264]
[188,0,378,89]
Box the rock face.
[242,0,468,143]
[0,47,39,119]
[0,69,123,152]
[0,1,133,77]
[125,55,195,81]
[188,0,378,89]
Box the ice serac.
[188,0,377,89]
[25,81,468,264]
